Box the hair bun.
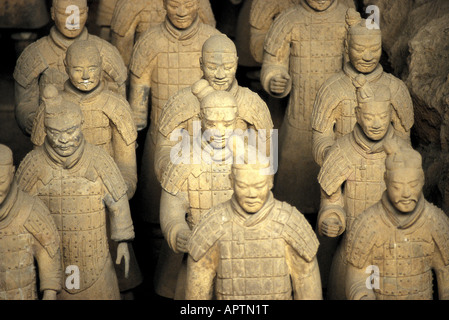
[345,8,362,28]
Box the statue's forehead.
[45,116,82,132]
[387,168,422,182]
[203,51,237,62]
[54,0,88,9]
[67,53,100,66]
[359,101,390,113]
[203,108,236,120]
[233,168,270,183]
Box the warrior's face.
[348,33,382,74]
[356,101,391,141]
[386,167,424,213]
[52,0,88,39]
[66,50,102,92]
[202,107,237,150]
[201,52,238,92]
[46,120,84,158]
[0,165,14,206]
[305,0,335,11]
[164,0,199,30]
[232,168,273,214]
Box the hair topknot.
[345,8,362,28]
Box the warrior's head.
[164,0,199,30]
[0,144,14,207]
[305,0,335,12]
[200,35,238,92]
[51,0,88,39]
[43,85,84,158]
[384,142,425,213]
[65,40,102,93]
[354,75,392,141]
[199,89,238,150]
[345,8,382,74]
[231,145,274,214]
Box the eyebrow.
[361,111,389,116]
[47,125,78,133]
[391,179,420,184]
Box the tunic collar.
[163,15,200,41]
[44,138,86,170]
[50,26,89,50]
[64,79,105,103]
[352,123,394,154]
[343,62,384,83]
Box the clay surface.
[152,34,273,226]
[111,0,216,66]
[0,144,62,300]
[317,79,412,299]
[16,93,135,300]
[156,90,239,299]
[249,0,355,64]
[345,144,449,300]
[260,0,351,214]
[95,0,119,40]
[13,0,127,136]
[359,0,449,216]
[311,13,414,167]
[30,40,138,199]
[186,148,322,300]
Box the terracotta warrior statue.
[128,0,221,132]
[186,146,322,300]
[249,0,355,64]
[156,90,240,299]
[111,0,216,66]
[311,11,414,167]
[260,0,351,215]
[31,40,138,200]
[152,35,274,225]
[317,78,411,299]
[13,0,127,136]
[345,144,449,300]
[16,92,135,300]
[95,0,119,41]
[0,144,62,300]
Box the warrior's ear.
[268,175,274,191]
[50,6,55,21]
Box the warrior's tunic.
[346,193,449,300]
[260,0,349,213]
[0,182,61,300]
[13,27,127,135]
[187,193,321,300]
[16,141,135,299]
[31,81,138,199]
[312,63,414,167]
[317,124,410,299]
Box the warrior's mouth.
[79,81,93,89]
